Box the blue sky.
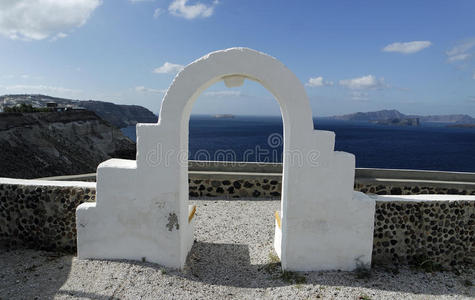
[0,0,474,116]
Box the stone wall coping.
[32,161,475,184]
[188,160,282,173]
[0,177,96,188]
[357,177,475,191]
[187,161,475,181]
[374,194,475,202]
[189,170,282,179]
[34,166,475,191]
[35,173,97,181]
[356,167,475,182]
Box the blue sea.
[121,115,475,172]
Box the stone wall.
[188,174,282,198]
[355,180,475,196]
[46,164,475,198]
[0,179,95,252]
[372,196,474,268]
[188,175,475,199]
[1,165,474,269]
[187,161,475,198]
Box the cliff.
[0,111,135,179]
[0,94,158,128]
[79,100,158,128]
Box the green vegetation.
[280,270,307,284]
[412,255,444,273]
[268,252,280,264]
[262,251,280,274]
[354,260,372,279]
[261,251,306,284]
[3,103,51,113]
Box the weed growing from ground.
[354,261,372,279]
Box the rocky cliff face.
[0,111,135,179]
[0,94,158,128]
[79,100,158,128]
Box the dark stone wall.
[188,175,475,199]
[355,182,475,196]
[372,200,474,268]
[189,177,282,198]
[0,183,95,252]
[0,178,473,269]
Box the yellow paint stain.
[275,211,281,229]
[188,205,196,223]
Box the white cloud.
[169,0,218,19]
[0,74,43,81]
[339,75,387,90]
[135,86,165,94]
[204,90,241,97]
[0,84,81,94]
[305,76,333,87]
[448,53,470,62]
[446,39,475,62]
[56,32,68,39]
[0,0,101,41]
[153,8,163,18]
[50,32,68,41]
[382,41,432,54]
[350,91,369,101]
[153,62,184,74]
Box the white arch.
[76,48,376,271]
[150,48,320,265]
[159,48,314,135]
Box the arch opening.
[186,78,285,268]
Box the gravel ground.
[1,200,474,299]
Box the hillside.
[0,94,158,128]
[331,109,406,121]
[0,110,135,179]
[330,109,475,124]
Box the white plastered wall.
[76,47,376,271]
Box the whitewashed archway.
[76,48,375,271]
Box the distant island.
[0,94,158,128]
[214,114,235,119]
[372,117,420,126]
[448,124,475,128]
[327,109,475,126]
